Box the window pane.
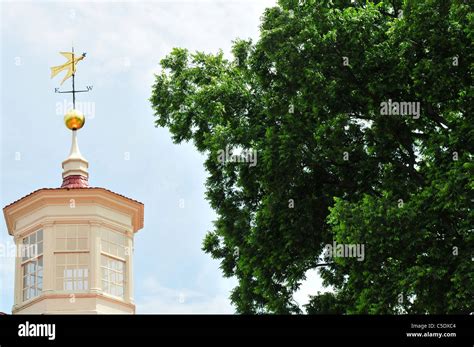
[55,253,89,292]
[78,253,88,265]
[109,232,117,245]
[78,239,87,250]
[77,227,88,238]
[66,253,77,264]
[37,230,43,242]
[67,228,76,238]
[101,268,107,280]
[101,256,125,298]
[67,239,77,250]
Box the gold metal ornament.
[64,109,85,130]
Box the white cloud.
[137,275,235,314]
[293,268,334,313]
[138,269,333,314]
[2,0,277,89]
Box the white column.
[42,222,55,295]
[13,235,21,310]
[89,222,102,294]
[126,231,134,304]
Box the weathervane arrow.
[50,51,86,85]
[51,47,93,109]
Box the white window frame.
[21,229,43,302]
[54,225,90,292]
[55,252,90,291]
[101,254,126,298]
[100,229,127,298]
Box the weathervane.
[50,46,93,130]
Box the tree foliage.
[150,0,473,314]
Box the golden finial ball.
[64,109,85,130]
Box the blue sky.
[0,0,324,313]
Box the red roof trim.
[3,187,143,210]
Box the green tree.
[150,0,473,314]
